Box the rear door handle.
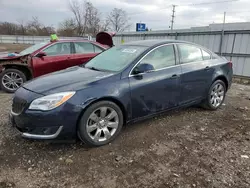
[170,74,179,79]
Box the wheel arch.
[76,96,127,129]
[212,75,229,91]
[2,65,33,80]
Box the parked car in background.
[9,40,233,147]
[0,32,114,93]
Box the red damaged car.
[0,32,114,93]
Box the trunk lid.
[96,32,115,47]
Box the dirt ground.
[0,84,250,188]
[0,43,31,53]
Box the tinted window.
[140,45,176,70]
[74,42,94,54]
[202,49,211,60]
[85,45,146,72]
[43,43,71,56]
[93,45,103,53]
[178,44,203,64]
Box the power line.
[125,0,238,17]
[126,6,172,16]
[170,0,238,31]
[184,0,238,6]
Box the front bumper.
[9,111,65,140]
[22,126,63,139]
[9,87,83,141]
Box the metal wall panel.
[233,34,243,53]
[239,34,250,54]
[232,57,245,76]
[242,58,250,77]
[2,29,250,77]
[222,34,234,53]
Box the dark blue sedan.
[10,40,233,147]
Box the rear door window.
[178,44,203,64]
[74,42,95,54]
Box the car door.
[72,42,103,66]
[177,43,214,105]
[129,44,182,119]
[32,42,73,77]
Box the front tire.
[0,69,26,93]
[77,101,124,147]
[202,80,226,110]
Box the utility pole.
[221,12,226,55]
[220,12,226,56]
[170,5,176,31]
[223,11,226,29]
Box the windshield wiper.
[86,66,101,71]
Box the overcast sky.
[0,0,249,31]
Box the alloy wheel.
[210,83,225,107]
[86,107,119,143]
[2,72,23,91]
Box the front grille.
[12,97,27,114]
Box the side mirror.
[133,63,154,75]
[36,51,47,58]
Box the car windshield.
[19,42,49,55]
[85,45,147,72]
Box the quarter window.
[178,44,203,64]
[202,49,211,60]
[140,45,176,70]
[74,42,95,54]
[43,42,71,56]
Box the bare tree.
[26,17,55,36]
[0,22,18,35]
[26,16,43,35]
[84,2,101,36]
[101,19,110,32]
[0,17,55,36]
[67,0,102,36]
[69,0,86,36]
[57,18,76,36]
[107,8,131,32]
[17,19,27,35]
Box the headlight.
[29,92,75,111]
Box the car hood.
[22,66,115,95]
[0,52,24,60]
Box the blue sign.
[136,23,146,32]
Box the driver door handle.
[170,74,179,79]
[204,66,210,70]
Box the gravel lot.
[0,84,250,188]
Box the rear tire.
[77,101,124,147]
[0,69,26,93]
[202,80,226,110]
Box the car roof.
[49,40,107,48]
[122,39,195,47]
[54,39,90,42]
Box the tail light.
[228,61,233,69]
